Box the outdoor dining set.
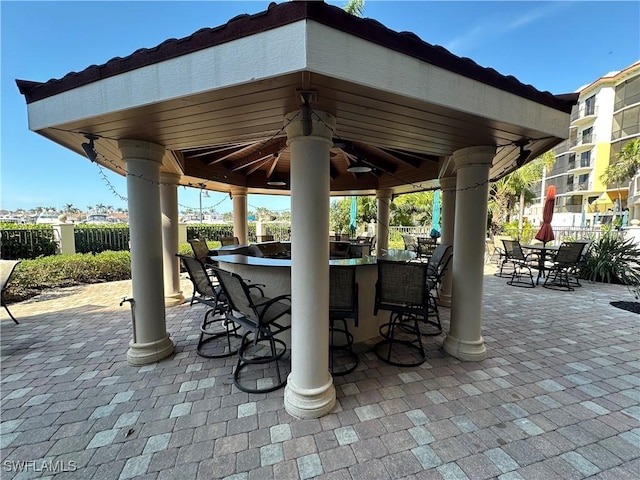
[492,237,592,291]
[176,237,453,394]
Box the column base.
[127,334,174,365]
[164,291,185,307]
[442,333,487,361]
[284,375,336,419]
[437,293,452,308]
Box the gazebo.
[17,1,577,418]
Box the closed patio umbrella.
[429,190,441,240]
[535,185,556,245]
[349,196,357,238]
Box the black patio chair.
[329,266,359,376]
[424,244,452,333]
[219,236,240,246]
[177,254,241,358]
[543,242,586,291]
[568,239,593,287]
[417,237,437,260]
[186,238,218,306]
[373,260,431,367]
[212,266,291,394]
[402,234,418,253]
[502,239,537,288]
[1,260,21,324]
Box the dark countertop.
[212,249,416,267]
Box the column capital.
[376,189,393,200]
[439,176,457,191]
[451,146,495,172]
[118,139,165,164]
[230,186,247,198]
[160,172,181,185]
[285,110,335,145]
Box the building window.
[580,151,591,168]
[582,127,593,144]
[584,95,596,116]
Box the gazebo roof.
[17,1,577,197]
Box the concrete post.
[376,189,392,256]
[231,187,248,244]
[52,223,76,255]
[438,176,456,307]
[160,173,185,307]
[118,139,174,365]
[443,146,495,362]
[283,108,336,419]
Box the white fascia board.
[27,21,309,130]
[305,21,569,139]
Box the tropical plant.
[579,231,640,285]
[343,0,364,17]
[390,191,434,226]
[600,138,640,214]
[488,151,554,236]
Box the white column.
[284,109,336,419]
[119,139,174,365]
[231,186,248,244]
[376,189,392,255]
[443,146,495,362]
[438,176,456,307]
[52,223,76,255]
[160,173,184,307]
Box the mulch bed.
[610,301,640,314]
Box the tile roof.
[17,1,576,112]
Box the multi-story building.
[527,60,640,228]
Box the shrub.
[580,232,640,285]
[5,243,201,302]
[0,224,57,259]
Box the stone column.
[438,176,456,307]
[160,172,184,307]
[284,109,336,419]
[119,139,174,365]
[443,146,495,361]
[52,223,76,255]
[231,186,248,244]
[376,189,392,255]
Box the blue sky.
[2,1,639,214]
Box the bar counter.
[212,250,416,343]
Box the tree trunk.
[518,191,525,238]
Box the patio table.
[521,243,560,285]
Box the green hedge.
[5,243,195,303]
[0,224,57,259]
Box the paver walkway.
[1,272,638,479]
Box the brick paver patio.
[1,271,638,479]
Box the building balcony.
[611,124,640,141]
[570,105,598,126]
[567,159,593,174]
[569,133,596,152]
[566,181,595,194]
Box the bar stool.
[329,266,359,376]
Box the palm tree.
[64,203,74,213]
[601,139,640,219]
[343,0,364,17]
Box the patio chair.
[219,236,240,246]
[373,260,431,367]
[212,266,291,393]
[493,235,514,277]
[1,260,21,324]
[502,239,537,288]
[424,244,452,333]
[257,234,274,243]
[568,239,593,287]
[187,238,217,306]
[402,234,418,253]
[543,242,586,292]
[329,266,359,376]
[177,255,241,358]
[417,237,437,260]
